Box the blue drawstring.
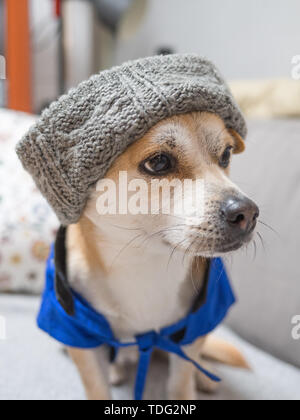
[134,331,220,400]
[134,347,154,400]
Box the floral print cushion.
[0,109,59,294]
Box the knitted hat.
[16,54,247,225]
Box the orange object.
[6,0,32,112]
[55,0,61,17]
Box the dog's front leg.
[68,346,111,400]
[167,337,206,400]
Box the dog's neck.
[67,217,206,340]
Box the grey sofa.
[227,119,300,370]
[0,118,299,400]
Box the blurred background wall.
[30,0,59,111]
[115,0,300,79]
[3,0,300,112]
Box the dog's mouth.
[162,227,256,257]
[214,225,256,254]
[213,237,251,254]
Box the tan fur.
[202,335,251,369]
[66,111,251,400]
[229,129,246,154]
[68,217,108,275]
[168,338,206,400]
[68,347,111,400]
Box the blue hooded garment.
[37,229,235,400]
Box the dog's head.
[84,112,259,257]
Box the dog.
[65,111,259,400]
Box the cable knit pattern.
[16,54,247,225]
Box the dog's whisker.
[107,223,144,232]
[164,214,186,221]
[139,225,185,248]
[183,236,199,265]
[190,254,207,297]
[252,239,257,261]
[257,231,266,253]
[110,232,146,269]
[191,278,199,296]
[258,220,280,237]
[167,238,188,270]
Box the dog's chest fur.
[67,223,200,341]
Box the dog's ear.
[229,129,246,154]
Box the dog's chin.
[199,233,255,258]
[163,232,254,258]
[206,241,246,257]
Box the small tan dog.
[66,111,258,400]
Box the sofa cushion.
[226,119,300,368]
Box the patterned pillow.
[0,109,59,294]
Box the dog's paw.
[167,380,197,400]
[168,389,198,400]
[195,363,220,394]
[196,375,220,394]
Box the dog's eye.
[140,153,176,176]
[219,146,233,169]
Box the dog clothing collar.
[37,227,236,400]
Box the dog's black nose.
[221,196,259,234]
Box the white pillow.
[0,109,59,294]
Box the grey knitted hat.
[16,54,247,225]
